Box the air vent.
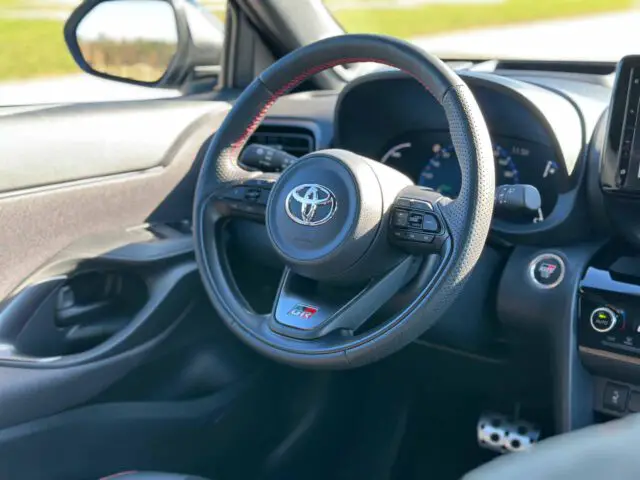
[247,125,315,157]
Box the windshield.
[323,0,637,62]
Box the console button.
[590,307,618,333]
[392,210,409,227]
[628,392,640,412]
[603,383,629,413]
[422,213,440,232]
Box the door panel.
[0,97,284,479]
[0,100,229,300]
[0,101,223,193]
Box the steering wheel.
[193,34,495,369]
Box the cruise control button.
[405,231,433,243]
[603,383,629,412]
[393,210,409,227]
[422,213,440,232]
[392,230,408,240]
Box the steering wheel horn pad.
[193,34,495,369]
[266,149,400,282]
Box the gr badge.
[529,253,565,289]
[287,304,319,320]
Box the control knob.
[590,307,619,333]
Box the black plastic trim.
[498,244,602,433]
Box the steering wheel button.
[422,213,440,232]
[408,212,423,228]
[396,198,411,208]
[409,199,433,211]
[256,189,270,206]
[405,231,433,243]
[392,210,409,227]
[223,186,247,200]
[244,188,261,201]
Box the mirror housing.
[64,0,223,90]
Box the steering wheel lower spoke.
[270,256,421,340]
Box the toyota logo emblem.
[285,184,337,226]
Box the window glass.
[0,0,225,105]
[324,0,638,62]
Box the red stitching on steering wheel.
[230,57,435,157]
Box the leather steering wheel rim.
[193,34,495,369]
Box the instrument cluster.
[379,131,562,223]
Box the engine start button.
[529,253,565,289]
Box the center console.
[578,55,640,417]
[578,251,640,416]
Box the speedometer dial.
[415,143,522,196]
[418,144,461,196]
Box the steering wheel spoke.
[208,173,279,223]
[269,256,421,340]
[388,185,451,254]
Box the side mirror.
[64,0,223,90]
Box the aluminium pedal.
[477,412,541,454]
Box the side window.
[0,0,225,106]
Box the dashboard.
[241,60,640,433]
